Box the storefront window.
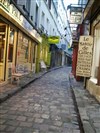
[33,44,36,63]
[8,28,14,62]
[23,37,29,60]
[17,32,29,64]
[0,24,6,62]
[29,42,36,64]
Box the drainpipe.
[97,55,100,85]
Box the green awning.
[48,36,60,44]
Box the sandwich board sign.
[76,36,93,77]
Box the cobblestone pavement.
[0,67,80,133]
[69,74,100,133]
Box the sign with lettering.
[70,7,83,24]
[76,36,93,77]
[0,0,10,11]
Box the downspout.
[97,54,100,85]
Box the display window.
[8,27,14,62]
[0,21,7,81]
[17,32,29,64]
[32,43,36,63]
[0,24,6,63]
[0,20,17,81]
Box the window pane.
[8,28,14,62]
[0,24,6,62]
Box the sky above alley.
[63,0,78,18]
[63,0,78,32]
[63,0,78,8]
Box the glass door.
[0,20,17,82]
[0,22,7,82]
[6,27,16,79]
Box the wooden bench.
[11,64,29,85]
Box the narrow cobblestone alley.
[0,67,81,133]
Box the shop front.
[87,16,100,102]
[0,0,42,84]
[83,0,100,101]
[16,31,37,73]
[0,19,17,83]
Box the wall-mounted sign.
[76,36,93,77]
[48,36,60,44]
[70,7,83,24]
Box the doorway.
[0,20,17,83]
[0,22,7,82]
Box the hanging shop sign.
[72,30,78,41]
[61,44,66,50]
[48,36,60,44]
[70,6,83,24]
[76,36,93,77]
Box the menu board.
[76,36,93,77]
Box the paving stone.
[49,125,61,132]
[41,114,49,119]
[7,110,16,115]
[16,116,27,121]
[0,125,7,131]
[93,122,100,128]
[0,110,8,114]
[27,118,34,122]
[35,118,44,123]
[20,122,32,127]
[6,120,19,126]
[34,104,40,107]
[10,107,18,111]
[21,127,33,133]
[33,113,41,118]
[7,115,17,120]
[54,121,63,126]
[32,129,39,133]
[39,124,49,131]
[73,129,80,133]
[0,119,6,124]
[50,106,57,109]
[24,112,34,117]
[0,94,8,102]
[0,131,6,133]
[83,121,95,133]
[6,126,16,132]
[93,117,100,123]
[14,127,22,133]
[95,128,100,133]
